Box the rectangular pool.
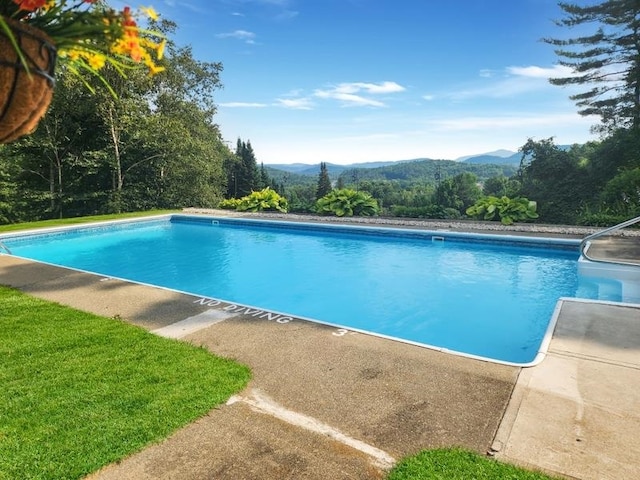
[0,214,624,366]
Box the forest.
[1,2,639,227]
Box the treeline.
[271,133,640,226]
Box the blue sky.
[150,0,596,164]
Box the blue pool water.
[1,215,622,365]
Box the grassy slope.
[0,210,178,234]
[0,286,250,480]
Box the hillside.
[338,159,517,185]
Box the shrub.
[218,198,241,210]
[315,189,379,217]
[466,196,538,225]
[390,205,448,219]
[219,188,288,213]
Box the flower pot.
[0,16,56,143]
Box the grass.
[0,286,251,480]
[386,448,562,480]
[0,210,179,234]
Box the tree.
[518,138,590,223]
[316,162,332,200]
[434,172,481,213]
[545,1,640,131]
[233,139,259,197]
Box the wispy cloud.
[219,102,269,108]
[276,10,299,20]
[216,30,256,44]
[430,112,594,131]
[276,98,314,109]
[448,65,576,100]
[314,81,405,107]
[507,65,575,79]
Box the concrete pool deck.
[1,215,639,479]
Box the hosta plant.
[315,189,379,217]
[224,187,288,213]
[466,196,538,225]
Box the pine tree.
[234,138,259,196]
[545,1,640,131]
[259,162,270,189]
[316,162,332,199]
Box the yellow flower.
[156,38,166,60]
[140,6,159,21]
[86,53,106,70]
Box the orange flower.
[12,0,48,11]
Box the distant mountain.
[461,152,521,166]
[455,149,517,162]
[266,159,419,177]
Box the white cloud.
[313,81,405,107]
[216,30,256,44]
[334,81,405,94]
[422,94,435,101]
[219,102,269,108]
[507,65,575,79]
[314,90,386,107]
[276,98,314,109]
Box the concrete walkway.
[493,299,640,480]
[1,217,639,479]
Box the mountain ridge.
[265,149,520,176]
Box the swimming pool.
[0,214,625,366]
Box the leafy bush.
[218,198,241,210]
[576,206,639,227]
[315,189,379,217]
[220,188,288,212]
[390,205,448,219]
[466,196,538,225]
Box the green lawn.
[386,448,561,480]
[0,286,251,480]
[0,210,179,234]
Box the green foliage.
[315,188,379,216]
[0,286,250,480]
[225,187,289,212]
[517,138,590,224]
[545,1,640,131]
[218,197,242,210]
[316,162,332,200]
[390,204,448,219]
[387,448,561,480]
[0,30,228,222]
[466,196,539,225]
[599,167,640,216]
[434,172,482,214]
[338,159,516,188]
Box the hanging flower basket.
[0,16,56,144]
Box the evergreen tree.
[545,1,640,131]
[259,162,270,189]
[316,162,332,199]
[234,138,259,196]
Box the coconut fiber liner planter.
[0,16,56,143]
